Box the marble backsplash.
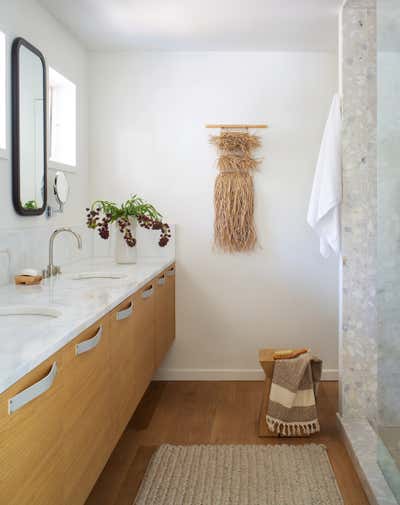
[0,223,175,286]
[0,224,92,285]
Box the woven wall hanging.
[208,124,266,253]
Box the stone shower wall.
[376,6,400,428]
[340,0,377,421]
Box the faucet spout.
[72,231,83,250]
[45,227,83,278]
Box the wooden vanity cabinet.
[155,266,173,367]
[109,295,139,443]
[62,316,114,505]
[166,264,176,346]
[134,281,156,400]
[155,270,169,368]
[0,352,65,505]
[155,263,176,368]
[0,263,175,505]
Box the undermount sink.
[69,271,128,280]
[0,306,62,319]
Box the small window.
[0,31,6,153]
[49,67,76,168]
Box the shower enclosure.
[377,0,400,500]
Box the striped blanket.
[266,352,322,436]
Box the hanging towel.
[307,94,342,258]
[266,352,322,436]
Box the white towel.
[307,94,342,258]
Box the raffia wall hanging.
[209,126,265,253]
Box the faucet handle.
[43,265,61,278]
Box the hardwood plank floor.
[86,381,370,505]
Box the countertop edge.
[0,259,175,395]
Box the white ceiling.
[39,0,342,52]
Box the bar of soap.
[18,268,40,277]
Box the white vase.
[115,218,138,264]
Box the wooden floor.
[85,381,370,505]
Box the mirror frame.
[11,37,47,216]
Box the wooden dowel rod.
[205,124,268,129]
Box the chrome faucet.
[44,228,82,278]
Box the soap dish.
[15,274,43,286]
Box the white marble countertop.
[0,256,175,395]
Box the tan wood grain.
[86,381,370,505]
[258,348,279,437]
[14,274,43,285]
[109,296,140,444]
[134,283,156,401]
[155,271,171,368]
[258,377,279,437]
[167,264,176,346]
[0,352,65,505]
[0,268,176,505]
[258,348,275,377]
[62,316,114,505]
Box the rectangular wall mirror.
[12,37,47,216]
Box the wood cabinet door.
[134,281,156,400]
[62,316,113,505]
[166,263,176,347]
[0,352,64,505]
[109,296,139,442]
[155,270,172,368]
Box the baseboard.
[321,369,339,381]
[153,368,338,381]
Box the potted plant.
[86,195,171,264]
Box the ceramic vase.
[115,218,137,264]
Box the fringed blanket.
[266,352,322,436]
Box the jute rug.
[134,444,344,505]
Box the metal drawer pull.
[116,301,134,321]
[158,276,166,286]
[8,362,58,415]
[76,325,103,356]
[141,286,154,299]
[166,267,175,277]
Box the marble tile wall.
[376,14,400,429]
[339,417,398,505]
[0,224,93,285]
[340,0,378,421]
[0,222,175,286]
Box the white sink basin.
[0,306,62,318]
[70,271,128,280]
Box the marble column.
[340,0,377,422]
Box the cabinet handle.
[75,325,102,356]
[8,362,58,415]
[116,301,134,321]
[158,275,166,286]
[166,267,175,277]
[141,286,154,299]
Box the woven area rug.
[134,444,344,505]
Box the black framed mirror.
[12,37,47,216]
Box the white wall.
[0,0,90,281]
[90,51,339,378]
